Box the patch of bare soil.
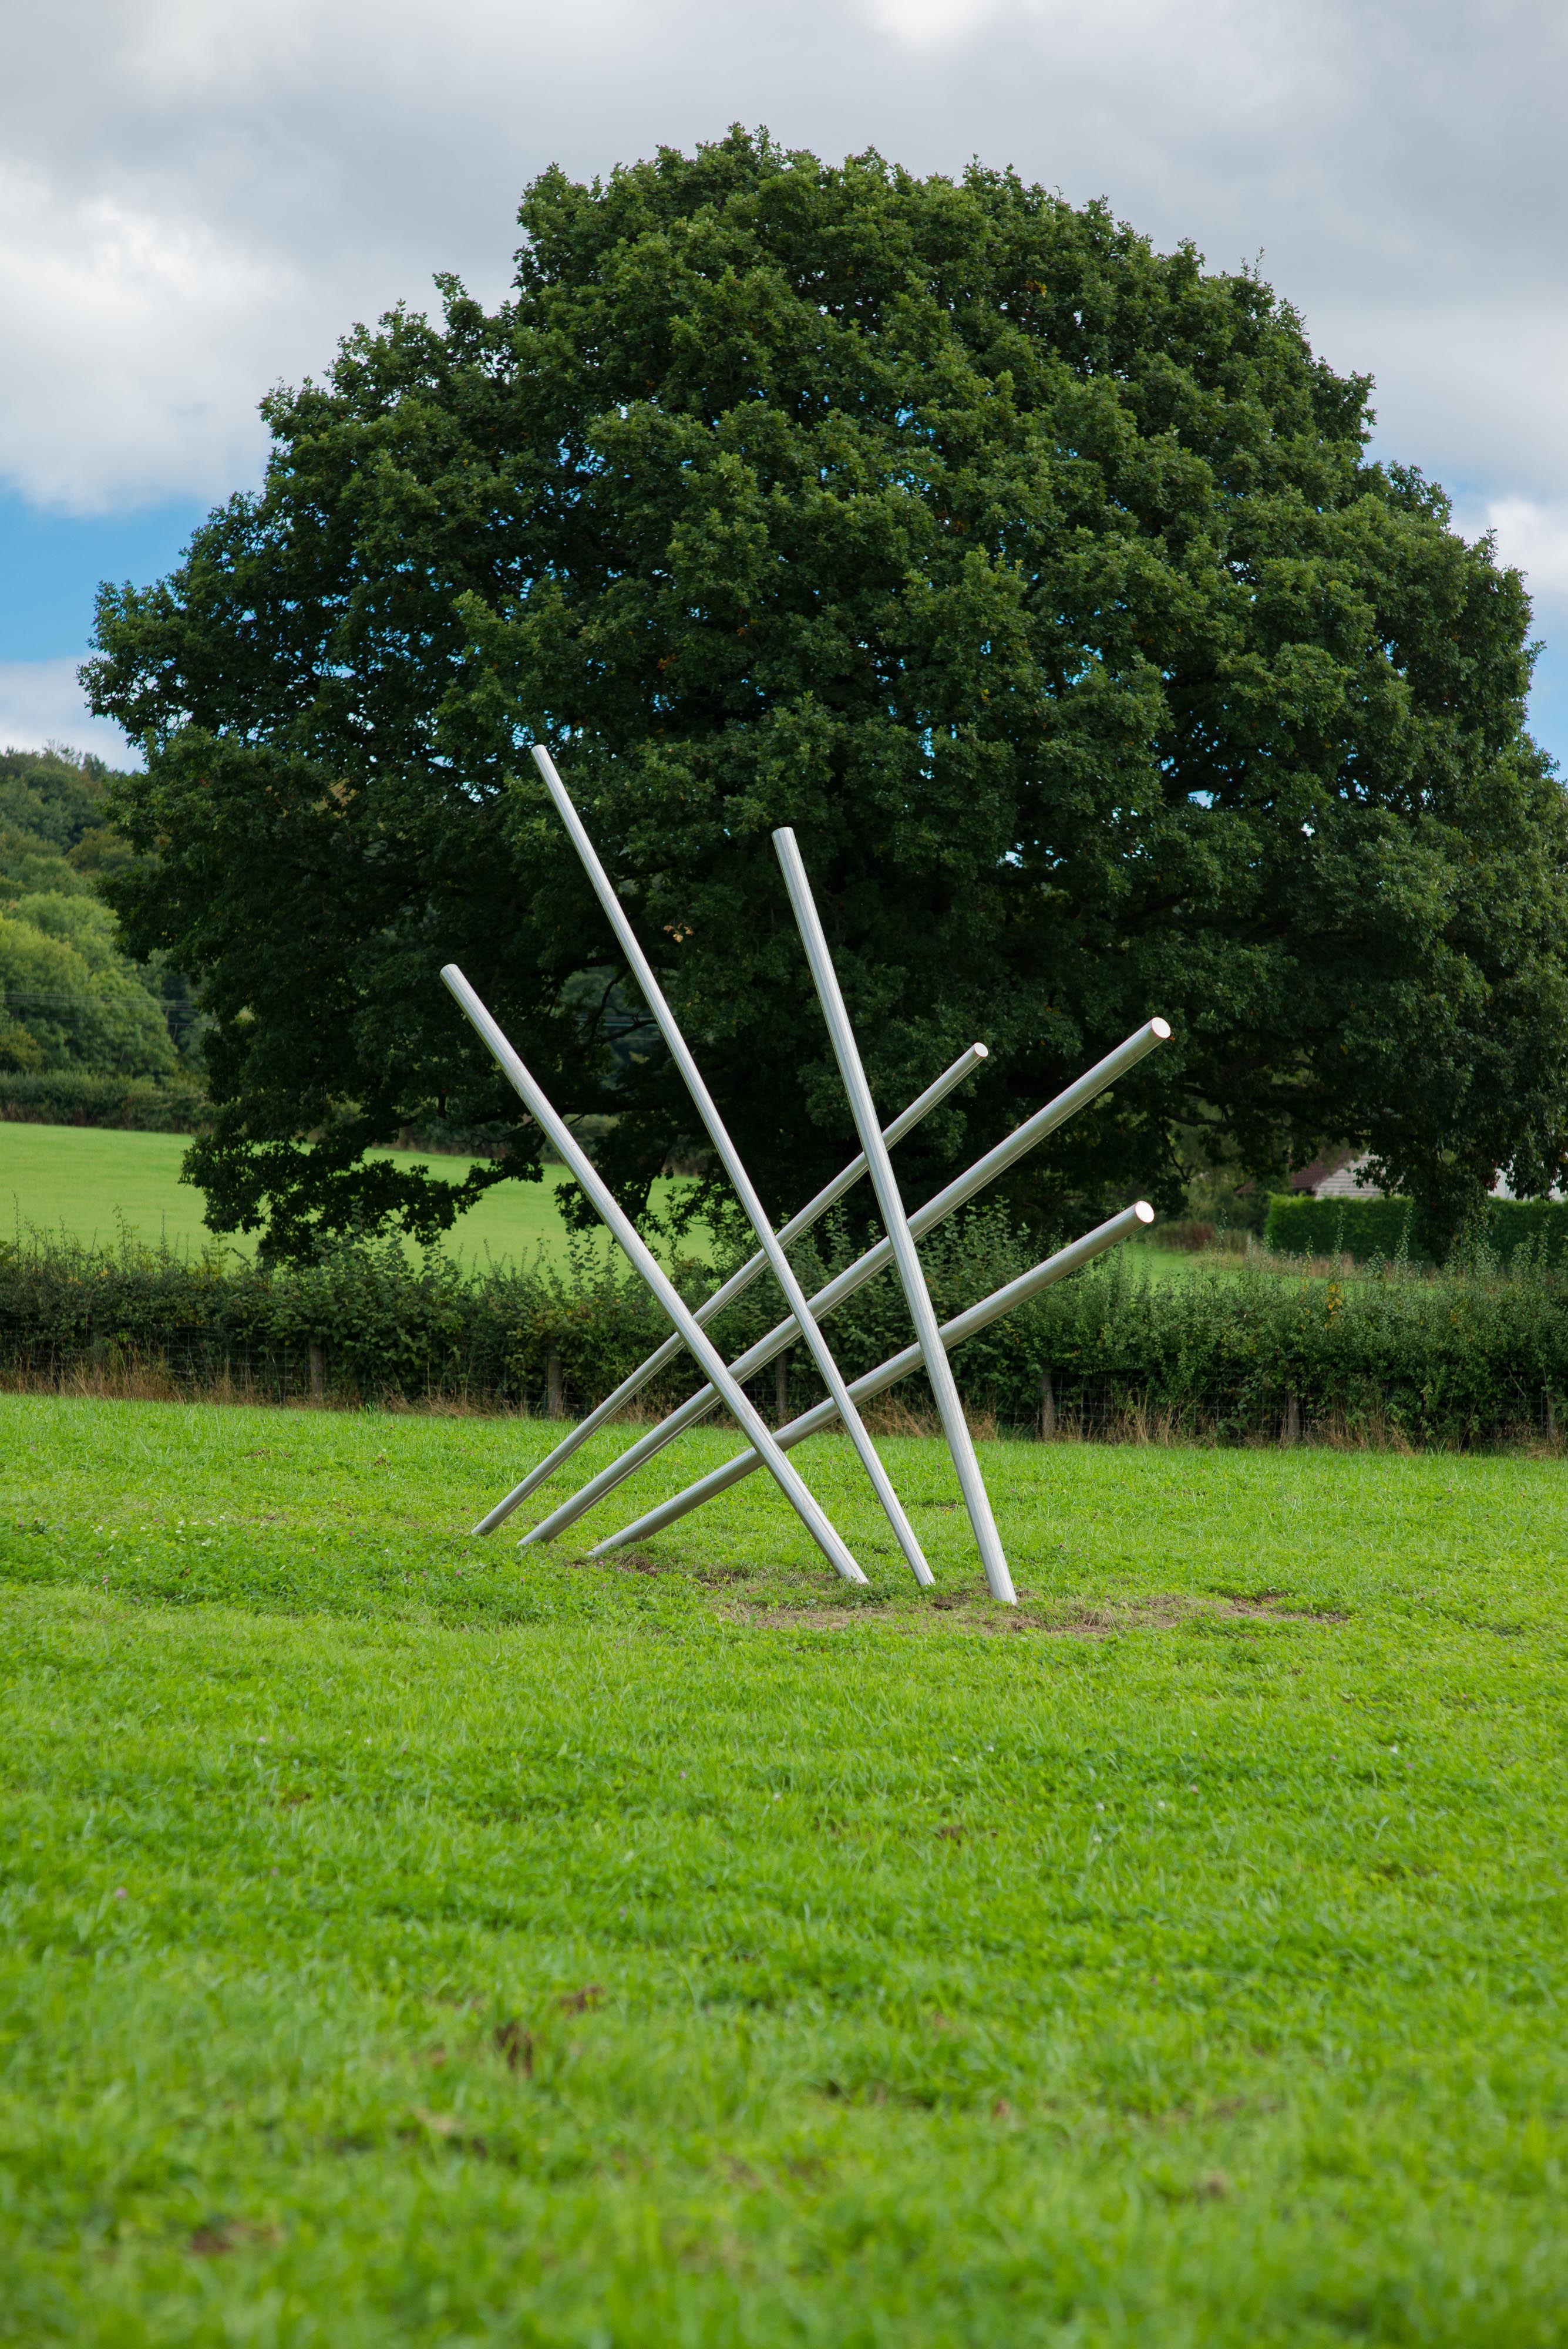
[1221,1591,1351,1623]
[726,1607,873,1633]
[720,1591,1348,1636]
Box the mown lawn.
[3,1395,1567,2344]
[0,1123,709,1271]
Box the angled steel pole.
[471,1041,987,1536]
[517,1015,1172,1549]
[441,965,867,1587]
[775,827,1012,1601]
[592,1203,1156,1554]
[530,745,932,1586]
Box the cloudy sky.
[2,0,1564,765]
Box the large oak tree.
[89,129,1568,1259]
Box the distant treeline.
[0,746,205,1096]
[5,1213,1567,1450]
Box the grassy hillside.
[0,1118,1267,1285]
[2,1397,1566,2342]
[0,1118,706,1270]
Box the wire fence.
[1025,1372,1562,1452]
[0,1325,473,1411]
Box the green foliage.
[5,1400,1568,2340]
[0,890,178,1077]
[0,747,203,1082]
[5,1216,1567,1446]
[1266,1192,1424,1261]
[0,1068,208,1132]
[0,1226,706,1417]
[0,745,119,894]
[1022,1247,1568,1443]
[87,130,1568,1267]
[1267,1190,1568,1267]
[1490,1198,1568,1261]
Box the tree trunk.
[1039,1370,1056,1441]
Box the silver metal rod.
[774,827,1014,1603]
[591,1203,1156,1554]
[530,745,931,1584]
[519,1015,1171,1549]
[470,1040,987,1536]
[440,964,868,1586]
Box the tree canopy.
[88,128,1568,1258]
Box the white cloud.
[0,0,1562,539]
[1325,303,1568,508]
[1476,499,1568,614]
[860,0,1017,46]
[0,161,291,511]
[0,660,140,764]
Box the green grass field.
[1125,1240,1222,1282]
[4,1394,1566,2343]
[0,1122,1276,1297]
[0,1122,707,1270]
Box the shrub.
[1265,1193,1423,1261]
[0,1225,709,1416]
[1266,1192,1568,1268]
[3,1212,1566,1450]
[1489,1199,1568,1265]
[0,1071,208,1132]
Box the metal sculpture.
[442,964,869,1585]
[591,1202,1157,1557]
[469,1037,990,1537]
[445,750,1172,1602]
[774,826,1015,1603]
[504,1015,1170,1557]
[527,746,931,1586]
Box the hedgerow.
[0,1071,209,1132]
[4,1212,1566,1447]
[1264,1191,1568,1265]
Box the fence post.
[308,1341,325,1404]
[1281,1389,1300,1447]
[1039,1369,1056,1441]
[775,1347,791,1426]
[546,1348,564,1419]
